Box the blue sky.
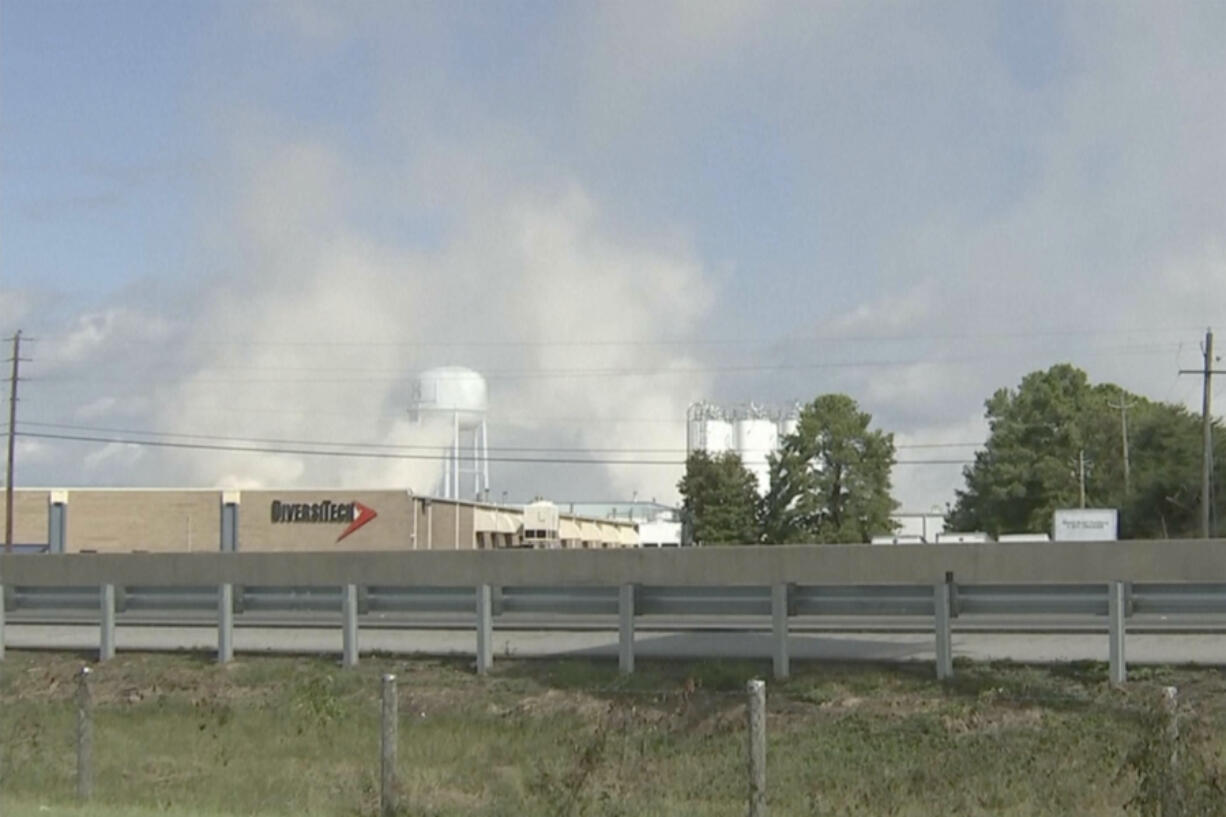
[3,1,1225,510]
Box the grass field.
[2,651,1224,816]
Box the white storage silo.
[780,407,800,441]
[686,403,734,456]
[735,417,778,496]
[692,419,734,455]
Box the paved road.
[6,622,1226,665]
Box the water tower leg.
[452,412,460,501]
[473,426,480,500]
[481,420,490,500]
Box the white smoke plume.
[46,138,715,501]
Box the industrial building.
[2,489,639,553]
[565,501,684,547]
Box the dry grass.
[1,652,1224,816]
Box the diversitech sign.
[269,500,378,543]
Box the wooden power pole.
[1180,329,1224,539]
[1107,395,1136,499]
[5,329,24,552]
[1078,449,1087,509]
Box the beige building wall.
[420,500,476,550]
[65,490,221,553]
[5,490,51,546]
[237,490,417,552]
[8,489,633,553]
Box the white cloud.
[891,413,989,513]
[82,441,145,474]
[113,132,716,501]
[12,3,1226,515]
[0,289,33,332]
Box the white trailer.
[934,531,991,544]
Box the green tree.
[677,450,761,545]
[947,364,1226,538]
[1124,400,1216,537]
[761,394,898,543]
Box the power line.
[24,342,1185,386]
[25,403,701,422]
[26,325,1209,349]
[17,421,695,454]
[16,421,984,455]
[15,430,974,467]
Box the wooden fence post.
[747,679,766,817]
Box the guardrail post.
[747,679,766,817]
[49,491,68,553]
[475,584,493,674]
[1109,580,1127,685]
[0,580,6,661]
[945,570,959,619]
[343,583,359,668]
[76,666,93,801]
[220,492,239,552]
[99,584,116,662]
[218,583,234,663]
[934,582,953,680]
[618,583,635,675]
[771,583,789,680]
[380,673,398,817]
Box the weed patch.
[1,652,1224,816]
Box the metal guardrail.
[8,581,1226,618]
[4,543,1226,684]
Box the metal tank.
[780,403,801,440]
[734,412,778,496]
[686,402,734,455]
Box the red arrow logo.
[337,502,377,542]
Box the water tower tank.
[413,367,488,428]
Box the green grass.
[2,651,1224,816]
[1,804,241,817]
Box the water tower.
[411,367,489,501]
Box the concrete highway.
[5,620,1226,665]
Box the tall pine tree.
[761,394,898,544]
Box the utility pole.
[1107,395,1136,499]
[1078,449,1087,509]
[5,329,26,553]
[1180,329,1224,538]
